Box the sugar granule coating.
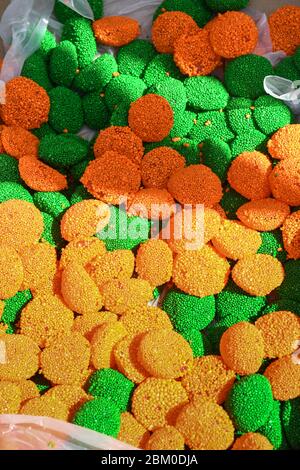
[0,200,44,250]
[268,125,300,160]
[264,356,300,401]
[237,198,290,232]
[81,152,141,205]
[136,240,173,287]
[20,294,74,348]
[274,56,299,81]
[152,11,199,54]
[202,139,232,182]
[205,0,249,12]
[41,211,64,248]
[128,94,174,143]
[60,237,106,270]
[137,329,193,379]
[174,29,220,77]
[278,260,300,303]
[73,311,117,341]
[0,153,20,183]
[153,0,212,28]
[90,321,127,370]
[44,385,89,418]
[97,206,150,252]
[254,96,292,136]
[0,334,40,381]
[182,355,235,404]
[22,50,53,91]
[144,53,184,87]
[225,374,273,433]
[19,156,68,192]
[232,254,284,296]
[86,250,134,289]
[170,110,196,138]
[220,322,264,375]
[0,181,33,204]
[82,91,109,131]
[0,77,50,130]
[118,412,150,449]
[49,40,78,87]
[258,399,285,450]
[164,207,220,253]
[282,210,300,259]
[0,382,21,414]
[74,53,118,92]
[117,40,156,78]
[209,11,258,59]
[94,126,144,167]
[224,55,273,99]
[88,368,134,412]
[1,126,39,160]
[119,306,173,336]
[105,75,147,112]
[61,18,97,69]
[39,30,56,57]
[227,151,272,200]
[141,146,185,189]
[114,334,149,384]
[173,245,230,297]
[93,16,140,47]
[101,278,153,315]
[21,395,68,421]
[61,262,103,315]
[146,425,185,450]
[1,290,32,327]
[176,399,234,450]
[48,86,83,134]
[40,333,90,385]
[152,78,187,114]
[168,164,222,207]
[33,191,70,219]
[19,242,56,295]
[232,433,273,451]
[163,288,215,332]
[128,188,175,220]
[269,158,300,206]
[255,311,300,359]
[212,220,261,260]
[189,110,235,144]
[60,200,110,242]
[132,378,188,431]
[185,76,229,111]
[16,380,39,404]
[39,133,89,168]
[73,397,121,437]
[231,130,267,158]
[282,398,300,450]
[0,246,24,300]
[269,5,300,55]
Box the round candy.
[232,433,273,451]
[232,254,284,296]
[136,239,172,287]
[220,322,264,375]
[185,76,229,111]
[237,198,290,232]
[176,399,234,450]
[264,356,300,401]
[118,412,150,449]
[224,55,273,99]
[73,398,121,437]
[21,396,68,421]
[88,368,134,412]
[269,5,300,55]
[146,426,184,450]
[268,124,300,160]
[182,355,235,404]
[90,322,127,370]
[132,378,188,431]
[1,125,39,159]
[39,133,89,168]
[105,75,146,112]
[114,334,149,384]
[128,94,174,142]
[269,158,300,206]
[0,334,40,381]
[49,40,78,87]
[74,53,118,92]
[94,126,144,166]
[144,53,183,87]
[209,11,258,59]
[22,50,53,91]
[253,95,292,135]
[152,11,199,54]
[61,18,97,69]
[101,278,153,315]
[48,86,83,134]
[225,374,273,433]
[93,16,140,47]
[137,329,193,379]
[117,40,156,78]
[141,146,185,189]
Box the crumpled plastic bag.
[0,415,136,450]
[264,75,300,118]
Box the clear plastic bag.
[0,415,136,450]
[264,75,300,117]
